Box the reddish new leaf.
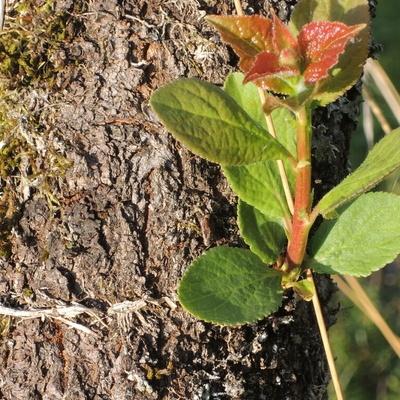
[298,21,366,85]
[205,15,273,72]
[244,51,299,96]
[207,10,366,105]
[270,11,300,69]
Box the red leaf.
[298,21,365,85]
[207,11,366,100]
[270,10,300,68]
[205,15,273,72]
[244,52,299,95]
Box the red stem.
[287,106,312,272]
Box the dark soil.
[0,1,368,399]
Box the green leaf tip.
[178,246,283,326]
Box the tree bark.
[0,1,370,399]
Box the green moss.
[0,0,81,257]
[0,0,71,86]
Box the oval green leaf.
[316,127,400,217]
[308,192,400,277]
[238,200,287,264]
[178,246,283,326]
[150,78,290,166]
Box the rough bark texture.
[0,1,370,399]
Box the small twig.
[231,3,342,397]
[362,93,375,150]
[54,316,98,335]
[0,303,100,336]
[362,86,392,136]
[233,0,244,15]
[0,294,178,339]
[364,59,400,125]
[145,296,177,310]
[307,270,344,400]
[0,303,97,319]
[0,0,5,30]
[107,299,150,329]
[1,293,177,338]
[107,300,147,315]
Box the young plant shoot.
[150,0,400,326]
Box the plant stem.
[286,105,312,272]
[307,270,344,400]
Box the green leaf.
[286,279,315,301]
[274,113,297,155]
[223,72,267,130]
[308,192,400,277]
[290,0,368,34]
[289,0,370,106]
[316,127,400,217]
[178,246,283,325]
[223,73,298,158]
[222,74,296,219]
[238,200,287,264]
[223,161,292,219]
[150,78,290,165]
